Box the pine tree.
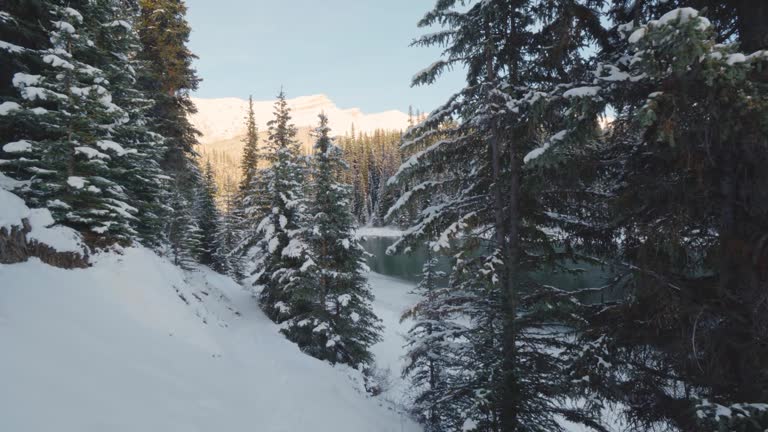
[136,0,200,166]
[556,6,768,431]
[136,0,203,260]
[97,0,169,247]
[401,252,466,431]
[254,90,312,323]
[197,159,222,268]
[335,128,403,225]
[232,94,265,277]
[388,1,604,430]
[1,1,58,191]
[0,1,50,102]
[1,1,163,244]
[240,95,260,191]
[214,183,242,277]
[281,113,382,367]
[166,174,202,269]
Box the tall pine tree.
[388,1,605,430]
[555,6,768,431]
[281,113,382,367]
[254,90,312,323]
[136,0,207,261]
[1,1,168,247]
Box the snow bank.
[0,247,421,432]
[26,208,85,254]
[0,188,29,230]
[0,188,85,257]
[368,272,421,407]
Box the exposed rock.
[0,219,89,269]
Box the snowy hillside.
[191,94,410,144]
[0,247,420,432]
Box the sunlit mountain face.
[191,94,409,145]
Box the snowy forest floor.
[0,247,421,432]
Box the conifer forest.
[1,1,767,431]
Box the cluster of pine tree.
[390,1,768,432]
[1,0,379,375]
[214,92,382,369]
[199,120,413,227]
[1,0,221,268]
[337,128,403,225]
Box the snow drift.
[0,247,420,432]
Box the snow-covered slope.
[190,94,410,144]
[0,247,420,432]
[368,272,420,407]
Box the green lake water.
[360,235,614,302]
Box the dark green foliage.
[230,94,265,277]
[401,253,465,431]
[0,1,49,104]
[197,159,223,268]
[135,0,213,262]
[240,95,260,191]
[280,113,382,368]
[255,91,312,322]
[559,6,768,431]
[166,176,202,269]
[388,1,609,430]
[336,128,403,225]
[1,1,171,245]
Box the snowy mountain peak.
[190,94,410,144]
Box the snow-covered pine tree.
[281,113,382,368]
[0,2,51,105]
[240,95,260,192]
[136,0,203,261]
[254,90,312,324]
[166,169,202,269]
[136,0,200,171]
[95,0,170,247]
[387,1,605,430]
[214,184,241,277]
[231,94,265,277]
[197,159,223,269]
[558,6,768,430]
[401,251,467,431]
[1,1,56,192]
[1,1,151,244]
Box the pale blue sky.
[184,0,464,114]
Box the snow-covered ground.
[367,272,420,407]
[0,247,421,432]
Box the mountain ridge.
[191,94,410,145]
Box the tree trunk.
[734,0,768,52]
[484,18,520,431]
[499,128,521,432]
